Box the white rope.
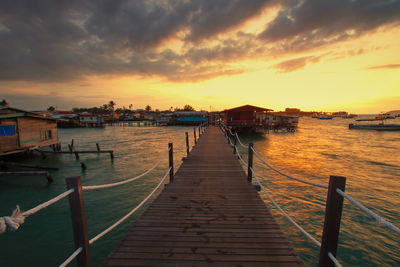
[235,132,247,148]
[236,148,248,167]
[59,247,83,267]
[251,147,328,189]
[82,159,162,190]
[336,189,400,236]
[89,167,171,244]
[251,167,321,247]
[328,252,343,267]
[0,189,74,234]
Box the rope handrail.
[252,167,344,266]
[235,132,247,148]
[328,252,343,267]
[336,189,400,236]
[59,247,83,267]
[89,167,171,244]
[251,167,321,247]
[82,158,162,190]
[236,147,248,168]
[0,189,75,234]
[251,147,328,189]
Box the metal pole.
[168,143,174,182]
[319,175,346,267]
[247,143,253,182]
[66,176,92,267]
[193,128,197,145]
[185,132,189,156]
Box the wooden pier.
[104,126,303,266]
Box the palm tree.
[0,99,9,106]
[145,105,152,112]
[108,100,116,111]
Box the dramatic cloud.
[273,55,321,73]
[0,0,399,82]
[259,0,400,51]
[367,64,400,70]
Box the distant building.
[0,107,58,156]
[78,114,105,127]
[174,111,207,125]
[223,105,298,133]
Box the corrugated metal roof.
[0,113,25,119]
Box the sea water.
[0,118,399,266]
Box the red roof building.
[223,105,273,126]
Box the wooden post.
[247,143,253,182]
[96,143,100,151]
[68,144,73,152]
[193,128,197,145]
[110,151,114,160]
[66,176,92,267]
[198,126,201,137]
[319,175,346,267]
[233,134,237,154]
[74,151,80,160]
[185,132,189,156]
[71,139,74,148]
[168,143,174,182]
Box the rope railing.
[235,132,247,148]
[89,166,171,245]
[251,167,322,247]
[251,147,328,189]
[251,167,343,267]
[336,189,400,236]
[328,252,343,267]
[0,189,75,234]
[82,158,163,190]
[59,247,83,267]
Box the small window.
[0,125,16,136]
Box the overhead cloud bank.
[0,0,399,82]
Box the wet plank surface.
[104,126,303,266]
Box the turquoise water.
[1,118,399,266]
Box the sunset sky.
[1,0,399,113]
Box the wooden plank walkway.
[104,126,303,266]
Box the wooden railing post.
[193,128,197,145]
[96,143,100,151]
[168,143,174,182]
[198,126,201,137]
[247,143,253,182]
[185,132,189,156]
[319,175,346,267]
[233,134,237,154]
[66,176,92,267]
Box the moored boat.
[349,119,400,131]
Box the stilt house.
[0,107,58,156]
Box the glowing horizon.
[1,1,399,113]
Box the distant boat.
[318,116,333,120]
[349,119,400,131]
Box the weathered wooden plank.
[104,126,302,266]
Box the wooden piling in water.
[193,128,197,145]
